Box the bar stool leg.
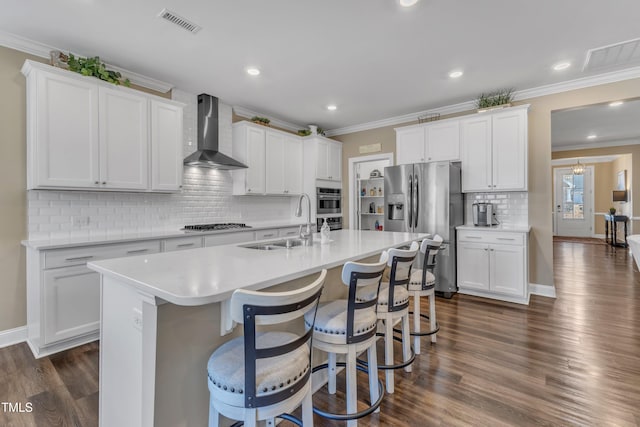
[367,342,380,414]
[429,293,437,343]
[301,388,314,427]
[245,410,257,427]
[208,400,219,427]
[346,346,358,427]
[328,352,337,394]
[384,319,394,393]
[413,296,421,355]
[401,313,412,373]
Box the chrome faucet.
[295,193,313,246]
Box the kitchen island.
[88,229,426,427]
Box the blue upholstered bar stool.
[359,241,419,394]
[407,235,443,354]
[207,270,326,427]
[306,254,388,427]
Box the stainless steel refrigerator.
[384,162,463,297]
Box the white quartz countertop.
[87,230,427,306]
[21,221,310,250]
[457,224,531,233]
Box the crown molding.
[551,155,622,165]
[327,66,640,137]
[232,105,302,133]
[0,30,174,93]
[552,138,640,152]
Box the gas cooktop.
[183,223,251,232]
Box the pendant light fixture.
[572,158,585,175]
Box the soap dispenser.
[320,218,331,244]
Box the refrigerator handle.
[414,174,419,229]
[408,174,413,229]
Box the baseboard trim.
[0,326,27,349]
[593,234,606,239]
[529,283,557,298]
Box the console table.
[604,214,629,248]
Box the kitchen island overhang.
[88,230,427,427]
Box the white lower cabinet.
[457,229,529,304]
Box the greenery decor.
[609,207,617,215]
[251,116,271,125]
[317,127,326,136]
[66,54,130,87]
[476,88,514,110]
[297,129,312,136]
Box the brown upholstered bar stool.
[207,270,326,427]
[306,254,388,427]
[407,235,443,354]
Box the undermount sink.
[242,238,307,250]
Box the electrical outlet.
[132,308,143,331]
[72,216,91,227]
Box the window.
[562,174,584,220]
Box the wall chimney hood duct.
[183,94,248,169]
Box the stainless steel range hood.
[183,94,248,169]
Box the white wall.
[27,90,296,240]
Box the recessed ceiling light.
[327,105,337,111]
[609,101,624,107]
[246,67,260,76]
[587,134,597,139]
[553,62,571,71]
[399,0,418,6]
[449,70,463,79]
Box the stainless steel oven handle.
[318,195,341,199]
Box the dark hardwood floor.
[1,240,639,426]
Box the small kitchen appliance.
[183,223,251,232]
[472,202,497,226]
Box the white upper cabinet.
[31,67,100,189]
[460,105,529,193]
[396,127,425,165]
[314,137,342,181]
[395,119,460,166]
[232,122,266,195]
[22,60,184,192]
[426,120,460,161]
[233,121,306,195]
[265,130,285,194]
[283,135,303,194]
[98,87,148,190]
[151,100,183,191]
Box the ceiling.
[551,99,640,149]
[2,0,640,131]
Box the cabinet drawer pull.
[497,237,516,241]
[65,255,94,262]
[53,272,92,280]
[177,243,195,247]
[262,233,275,238]
[285,231,297,235]
[127,248,149,254]
[466,236,482,239]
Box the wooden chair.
[306,254,388,427]
[207,269,326,427]
[407,235,443,354]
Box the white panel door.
[457,242,490,291]
[245,126,266,194]
[34,71,99,188]
[492,109,527,191]
[284,136,303,194]
[99,87,148,190]
[396,127,425,165]
[461,115,492,192]
[554,167,593,237]
[489,244,525,296]
[327,141,342,181]
[265,131,285,194]
[426,121,460,161]
[151,100,183,191]
[43,265,100,345]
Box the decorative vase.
[477,103,512,113]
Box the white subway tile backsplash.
[465,192,528,226]
[27,91,298,240]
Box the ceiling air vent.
[583,37,640,72]
[158,8,201,34]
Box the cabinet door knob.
[102,181,106,185]
[94,181,99,185]
[247,188,251,192]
